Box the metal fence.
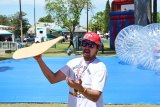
[0,42,18,50]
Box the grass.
[0,104,159,107]
[0,50,13,60]
[0,40,159,107]
[0,40,116,61]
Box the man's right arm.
[34,55,66,84]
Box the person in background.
[34,32,107,107]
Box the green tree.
[157,12,160,23]
[9,12,30,37]
[104,0,111,33]
[153,0,157,23]
[88,0,110,33]
[0,15,10,25]
[38,14,54,23]
[0,13,30,38]
[89,11,105,32]
[45,0,91,48]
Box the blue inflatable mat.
[0,56,160,104]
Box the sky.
[0,0,109,27]
[0,0,160,27]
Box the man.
[34,32,107,107]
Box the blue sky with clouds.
[0,0,159,27]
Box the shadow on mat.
[0,66,13,72]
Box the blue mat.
[0,56,160,104]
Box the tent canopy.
[0,30,12,35]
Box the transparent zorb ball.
[136,23,160,72]
[153,44,160,60]
[115,25,143,65]
[153,43,160,72]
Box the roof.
[74,25,87,32]
[0,30,12,35]
[0,25,15,30]
[51,28,67,32]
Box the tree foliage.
[89,11,105,32]
[0,12,30,37]
[104,0,111,33]
[45,0,91,48]
[38,14,54,23]
[157,12,160,23]
[9,12,30,37]
[153,0,157,23]
[0,15,10,25]
[88,0,110,33]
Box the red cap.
[82,32,101,47]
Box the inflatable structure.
[109,0,134,49]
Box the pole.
[34,0,36,37]
[87,1,88,32]
[19,0,23,43]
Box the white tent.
[0,30,12,35]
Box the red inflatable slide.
[109,0,134,49]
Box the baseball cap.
[82,32,101,47]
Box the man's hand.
[66,77,101,102]
[34,54,42,61]
[66,77,84,92]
